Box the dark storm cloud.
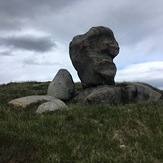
[0,0,78,31]
[0,0,78,17]
[0,35,56,52]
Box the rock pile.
[69,26,162,104]
[9,69,75,113]
[9,26,163,113]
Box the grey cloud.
[71,0,163,46]
[0,35,56,52]
[143,79,163,90]
[23,58,61,66]
[0,0,78,17]
[0,19,24,31]
[142,79,163,89]
[0,0,79,32]
[1,0,162,46]
[106,0,163,46]
[0,0,163,84]
[35,0,163,46]
[0,50,13,56]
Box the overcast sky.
[0,0,163,89]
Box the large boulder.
[74,85,123,104]
[124,83,162,102]
[74,83,162,105]
[47,69,75,100]
[69,26,119,87]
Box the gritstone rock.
[69,26,119,87]
[74,83,162,105]
[74,85,122,104]
[124,83,162,102]
[36,99,68,114]
[8,95,56,108]
[47,69,75,100]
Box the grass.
[0,81,163,162]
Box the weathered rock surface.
[74,83,162,104]
[75,86,122,104]
[124,83,162,103]
[47,69,75,100]
[36,99,68,114]
[9,95,56,108]
[69,26,119,87]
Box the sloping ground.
[0,81,163,162]
[0,133,40,162]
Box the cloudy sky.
[0,0,163,89]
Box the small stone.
[119,145,126,149]
[8,95,56,108]
[36,99,68,114]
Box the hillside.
[0,81,163,162]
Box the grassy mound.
[0,81,163,162]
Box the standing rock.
[47,69,75,100]
[69,26,119,87]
